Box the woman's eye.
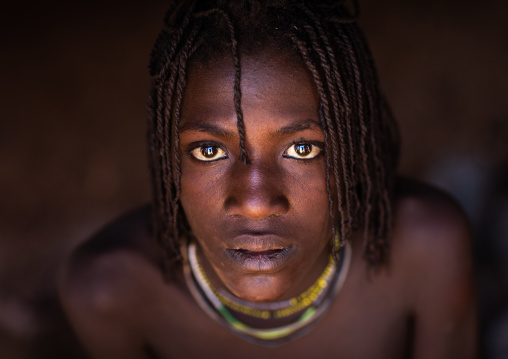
[284,143,322,160]
[190,145,227,162]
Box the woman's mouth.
[225,247,294,272]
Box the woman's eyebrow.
[272,119,322,137]
[179,119,321,138]
[179,122,237,139]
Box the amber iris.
[202,146,219,158]
[295,144,312,156]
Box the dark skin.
[58,50,477,359]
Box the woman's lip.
[225,247,294,272]
[233,249,284,257]
[227,234,291,252]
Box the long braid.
[150,60,177,270]
[327,25,370,237]
[170,24,203,263]
[288,32,341,256]
[298,20,347,231]
[298,4,357,245]
[337,23,374,254]
[148,1,200,273]
[345,23,390,265]
[332,28,362,219]
[150,5,198,263]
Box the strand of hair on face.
[195,8,251,165]
[298,24,347,252]
[288,31,345,259]
[298,4,356,246]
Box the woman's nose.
[224,162,289,219]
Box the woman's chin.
[225,276,292,303]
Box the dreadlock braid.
[148,0,400,276]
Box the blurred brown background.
[1,0,507,357]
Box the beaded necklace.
[183,240,352,346]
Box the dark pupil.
[295,144,311,156]
[201,146,218,158]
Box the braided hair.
[147,0,400,275]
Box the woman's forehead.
[181,50,320,125]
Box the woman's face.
[179,50,333,302]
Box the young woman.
[59,1,477,357]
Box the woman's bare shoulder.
[59,206,162,289]
[66,205,157,265]
[390,177,477,357]
[57,205,177,357]
[58,204,170,305]
[391,176,472,265]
